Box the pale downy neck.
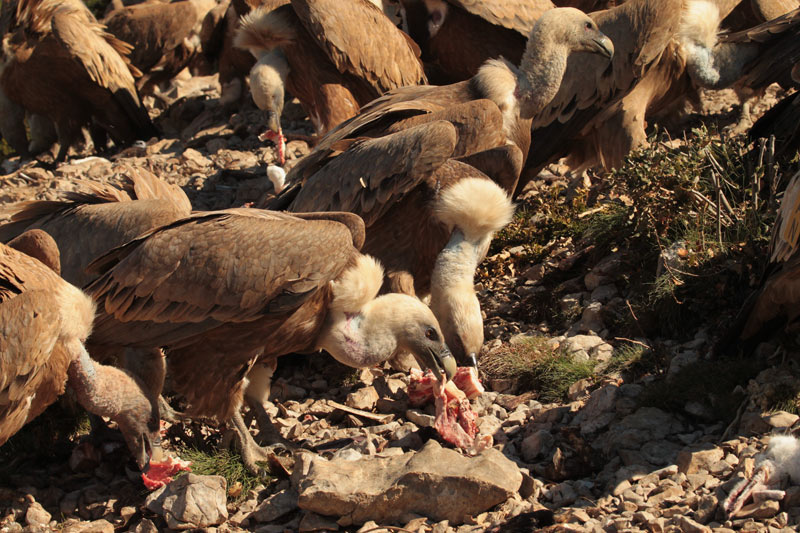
[316,293,410,368]
[430,229,485,301]
[517,28,570,119]
[428,229,487,333]
[67,340,125,419]
[472,27,569,125]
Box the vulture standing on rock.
[268,7,613,365]
[102,0,207,98]
[0,230,160,473]
[399,0,556,84]
[233,0,427,159]
[0,0,158,162]
[82,210,457,474]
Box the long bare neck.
[517,31,569,119]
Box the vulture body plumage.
[0,168,192,288]
[399,0,555,84]
[735,171,800,344]
[233,0,427,145]
[83,209,456,473]
[0,0,157,161]
[0,231,159,471]
[269,8,613,364]
[102,0,203,97]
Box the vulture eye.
[585,21,592,29]
[425,327,438,341]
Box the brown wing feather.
[289,121,457,225]
[0,290,66,446]
[449,0,554,36]
[86,212,357,348]
[290,0,425,93]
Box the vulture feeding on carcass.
[0,170,193,430]
[275,122,516,369]
[0,230,162,475]
[0,0,158,162]
[233,0,427,161]
[102,0,210,98]
[266,7,613,364]
[398,0,556,84]
[82,209,457,474]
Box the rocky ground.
[1,74,800,533]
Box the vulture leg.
[158,396,191,425]
[230,410,289,476]
[243,361,290,446]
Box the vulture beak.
[265,110,281,135]
[136,427,164,472]
[418,345,457,384]
[591,34,614,61]
[467,352,478,369]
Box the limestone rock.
[145,474,228,530]
[253,489,299,523]
[677,446,724,474]
[293,440,522,525]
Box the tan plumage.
[0,167,191,288]
[521,0,726,184]
[0,232,158,470]
[102,0,201,96]
[400,0,555,83]
[268,8,613,364]
[234,0,426,135]
[0,0,157,161]
[82,210,455,473]
[731,171,800,344]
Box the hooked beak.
[591,34,614,61]
[416,346,457,384]
[265,110,281,135]
[136,429,163,472]
[467,352,478,369]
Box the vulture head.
[430,179,515,368]
[516,7,614,119]
[57,282,162,472]
[318,255,457,383]
[249,51,288,165]
[233,10,292,165]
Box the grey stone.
[345,387,379,411]
[520,430,555,462]
[145,474,228,530]
[253,489,299,523]
[293,440,522,525]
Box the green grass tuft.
[482,336,596,402]
[177,447,270,501]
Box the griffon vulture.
[233,0,427,159]
[0,231,160,472]
[102,0,205,97]
[398,0,556,84]
[518,0,752,186]
[0,0,158,162]
[267,8,613,364]
[83,210,456,474]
